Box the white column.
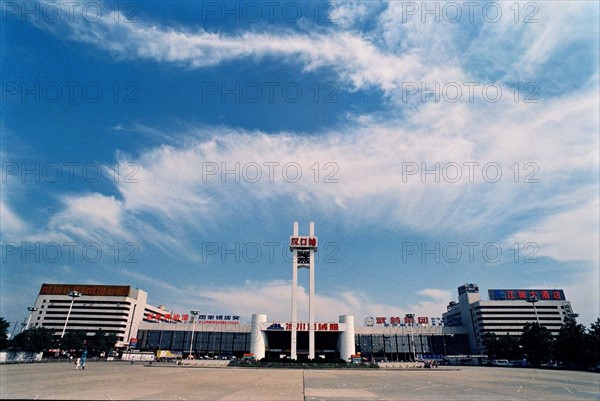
[250,314,267,360]
[308,222,315,360]
[339,315,355,361]
[291,222,299,360]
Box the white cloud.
[34,3,426,94]
[18,76,596,261]
[561,269,600,327]
[416,288,452,302]
[44,193,131,244]
[507,198,600,263]
[134,279,449,323]
[0,201,27,236]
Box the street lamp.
[60,291,82,338]
[24,307,38,331]
[526,296,540,324]
[405,314,416,361]
[189,310,200,358]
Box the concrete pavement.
[1,362,598,400]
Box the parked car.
[491,359,510,367]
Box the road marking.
[464,386,479,392]
[106,394,113,400]
[517,386,523,393]
[175,396,186,400]
[565,387,572,394]
[33,395,39,400]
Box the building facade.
[28,284,167,348]
[26,282,576,359]
[443,283,577,354]
[134,314,470,362]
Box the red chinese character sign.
[289,236,318,250]
[489,289,566,301]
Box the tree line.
[0,317,117,356]
[482,318,600,369]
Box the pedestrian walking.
[80,349,87,370]
[75,357,81,370]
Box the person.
[80,349,87,370]
[75,357,81,370]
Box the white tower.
[289,221,317,360]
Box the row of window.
[41,322,127,330]
[42,317,129,323]
[476,316,563,321]
[475,305,559,310]
[41,299,132,306]
[44,311,130,316]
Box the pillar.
[250,314,267,360]
[339,315,355,361]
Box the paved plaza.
[1,362,598,400]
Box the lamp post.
[526,296,540,324]
[405,314,416,361]
[24,307,38,331]
[189,310,200,358]
[442,333,447,357]
[60,291,82,338]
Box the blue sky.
[1,0,599,332]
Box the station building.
[134,314,470,362]
[442,283,577,354]
[26,282,576,360]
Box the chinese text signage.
[289,236,318,249]
[366,316,444,327]
[488,289,565,301]
[40,283,130,297]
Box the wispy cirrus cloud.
[507,198,600,263]
[31,1,425,94]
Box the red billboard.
[39,284,131,297]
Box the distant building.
[443,283,577,354]
[28,284,166,348]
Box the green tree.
[497,334,522,360]
[482,332,499,358]
[483,332,522,360]
[520,322,553,366]
[8,327,54,352]
[554,319,589,367]
[88,330,117,356]
[589,318,600,338]
[587,318,600,365]
[27,327,54,352]
[60,330,88,352]
[0,317,10,349]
